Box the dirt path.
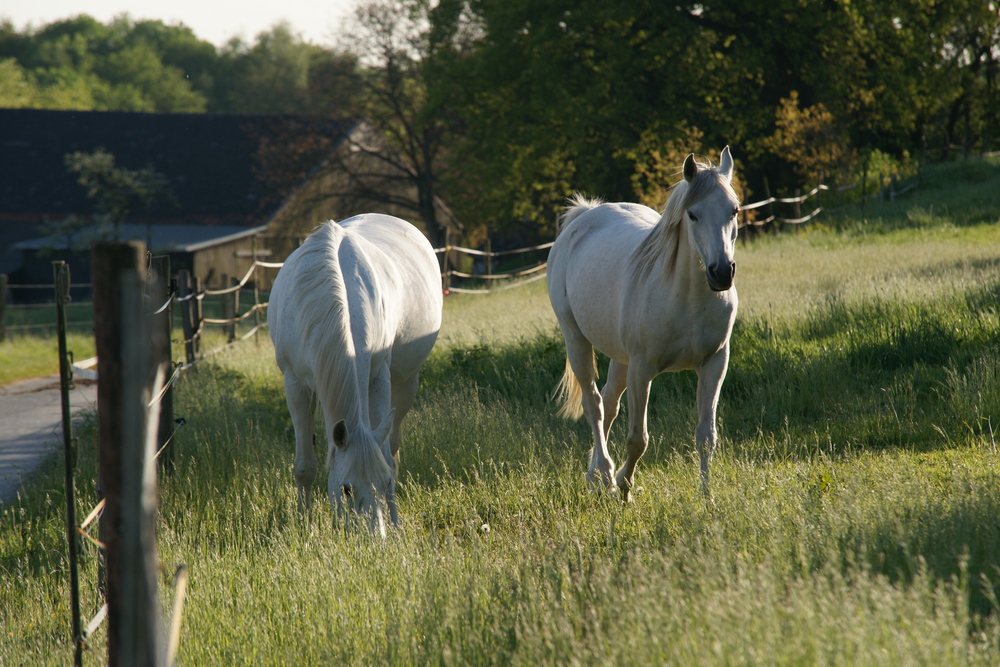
[0,375,98,505]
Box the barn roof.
[0,108,355,225]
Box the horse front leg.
[601,360,628,441]
[615,362,654,503]
[695,345,730,499]
[284,375,318,516]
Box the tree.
[327,0,458,247]
[0,14,210,112]
[64,148,176,239]
[762,92,856,187]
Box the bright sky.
[1,0,359,48]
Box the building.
[0,108,457,299]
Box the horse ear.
[683,153,698,182]
[719,146,734,182]
[333,419,349,450]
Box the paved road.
[0,374,98,505]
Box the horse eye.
[733,208,740,218]
[688,211,699,222]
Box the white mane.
[289,223,364,432]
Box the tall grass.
[2,157,1000,665]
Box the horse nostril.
[730,262,736,279]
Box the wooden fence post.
[0,273,7,341]
[442,228,451,291]
[485,236,492,281]
[193,275,203,356]
[252,237,261,344]
[119,266,164,666]
[221,273,235,343]
[177,271,196,366]
[149,255,174,468]
[793,188,801,233]
[91,241,146,665]
[232,276,241,342]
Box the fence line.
[739,171,919,229]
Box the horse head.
[682,146,740,292]
[328,409,397,537]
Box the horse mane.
[292,223,364,433]
[630,157,737,280]
[337,429,394,483]
[558,192,606,234]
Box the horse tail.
[558,192,605,235]
[553,353,595,420]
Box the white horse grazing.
[547,147,740,501]
[268,214,442,535]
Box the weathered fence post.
[192,275,203,357]
[793,188,801,225]
[54,261,83,666]
[252,237,261,344]
[149,255,174,468]
[442,228,452,291]
[119,265,165,666]
[231,276,241,342]
[221,273,235,343]
[91,241,145,665]
[177,270,196,366]
[485,236,493,281]
[763,176,776,234]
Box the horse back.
[548,203,661,361]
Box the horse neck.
[630,215,701,293]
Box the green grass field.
[2,157,999,665]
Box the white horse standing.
[268,214,442,535]
[547,147,740,500]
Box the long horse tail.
[558,192,605,235]
[553,353,595,420]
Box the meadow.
[1,157,999,665]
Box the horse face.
[328,414,397,538]
[684,147,739,292]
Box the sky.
[0,0,359,48]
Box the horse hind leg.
[561,329,615,490]
[388,371,421,466]
[284,375,318,516]
[615,362,654,503]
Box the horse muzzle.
[706,261,736,292]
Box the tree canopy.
[1,3,996,239]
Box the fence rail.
[3,165,924,342]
